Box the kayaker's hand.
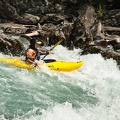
[33,60,39,67]
[32,62,37,67]
[46,50,50,55]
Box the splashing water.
[0,45,120,120]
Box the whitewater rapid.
[0,45,120,120]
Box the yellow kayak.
[0,58,84,72]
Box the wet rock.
[0,31,25,56]
[16,13,40,24]
[102,9,120,35]
[40,14,65,25]
[69,4,96,46]
[108,38,120,50]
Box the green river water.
[0,45,120,120]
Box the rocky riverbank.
[0,0,120,65]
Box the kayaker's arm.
[39,50,50,55]
[26,58,37,65]
[41,39,64,60]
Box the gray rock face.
[0,30,25,56]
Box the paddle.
[41,39,63,60]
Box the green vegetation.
[90,0,106,19]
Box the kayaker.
[25,38,50,66]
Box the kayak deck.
[45,59,83,72]
[0,58,84,72]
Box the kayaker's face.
[35,43,40,48]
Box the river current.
[0,45,120,120]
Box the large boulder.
[0,30,25,56]
[16,13,40,24]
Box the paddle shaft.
[41,39,63,60]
